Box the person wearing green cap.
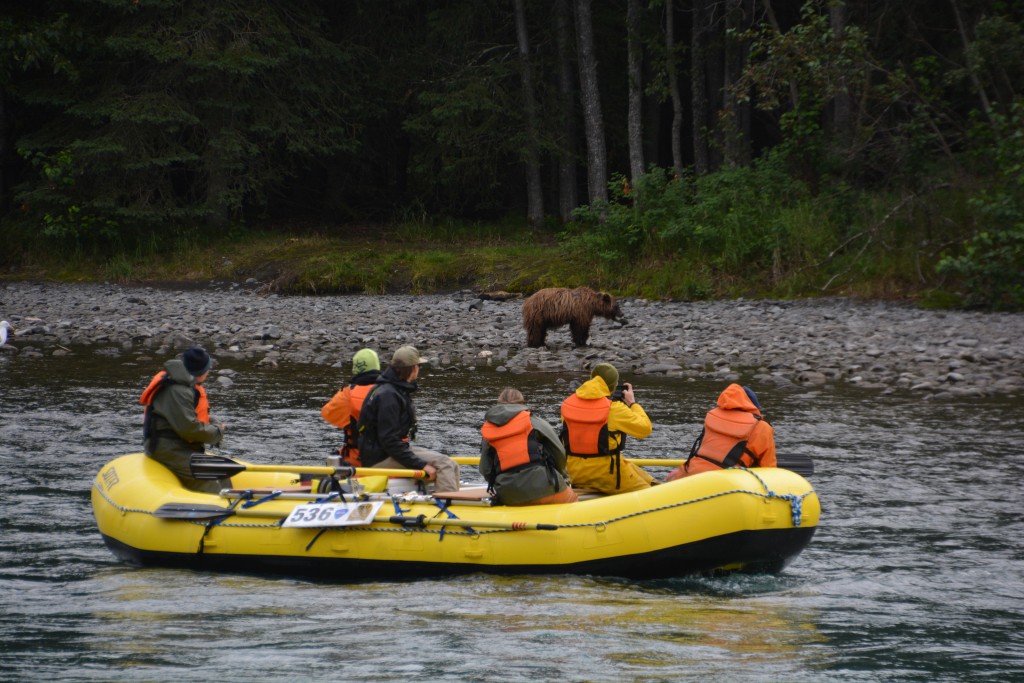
[355,345,461,491]
[321,348,381,466]
[559,362,655,494]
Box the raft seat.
[432,487,492,502]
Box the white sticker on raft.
[282,501,385,528]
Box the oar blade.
[777,454,814,477]
[190,454,247,480]
[153,503,235,520]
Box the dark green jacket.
[143,358,223,490]
[479,403,570,505]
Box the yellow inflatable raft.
[91,453,820,580]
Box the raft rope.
[197,494,246,555]
[93,468,814,540]
[430,498,464,539]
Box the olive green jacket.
[143,358,223,491]
[479,403,570,505]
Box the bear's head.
[601,292,627,324]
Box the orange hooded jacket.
[321,382,375,466]
[668,384,776,479]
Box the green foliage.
[565,169,690,265]
[566,159,810,283]
[937,102,1024,310]
[10,0,364,246]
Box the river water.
[1,348,1023,682]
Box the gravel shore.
[3,281,1022,399]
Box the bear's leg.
[570,322,589,347]
[527,326,546,348]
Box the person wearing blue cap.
[666,383,776,480]
[139,345,227,492]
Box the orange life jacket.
[140,370,210,436]
[341,382,374,466]
[481,410,545,471]
[686,407,761,471]
[559,394,622,456]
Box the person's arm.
[479,439,497,480]
[374,392,428,469]
[164,386,223,445]
[608,400,653,439]
[748,420,776,467]
[320,387,351,429]
[532,416,567,473]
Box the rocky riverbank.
[3,281,1022,399]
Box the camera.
[610,384,627,403]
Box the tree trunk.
[555,0,579,222]
[760,0,798,109]
[691,0,710,175]
[722,0,752,167]
[949,0,992,122]
[665,0,683,177]
[829,1,853,147]
[574,0,608,206]
[0,88,7,212]
[627,0,645,184]
[513,0,544,228]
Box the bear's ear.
[602,293,612,304]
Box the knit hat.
[351,348,380,375]
[591,363,619,392]
[742,385,761,410]
[391,345,429,369]
[182,346,212,376]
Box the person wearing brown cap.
[559,362,654,494]
[355,345,460,491]
[139,345,227,493]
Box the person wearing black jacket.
[356,345,460,491]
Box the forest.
[0,0,1021,308]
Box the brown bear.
[522,286,626,348]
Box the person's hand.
[422,464,437,481]
[217,422,227,433]
[621,383,636,406]
[665,466,684,482]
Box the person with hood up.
[480,388,578,506]
[666,383,776,480]
[321,348,381,466]
[356,345,460,491]
[560,362,654,494]
[139,346,227,493]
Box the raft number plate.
[283,502,384,528]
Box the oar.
[190,454,427,481]
[451,453,814,477]
[151,502,557,530]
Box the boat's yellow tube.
[92,453,819,579]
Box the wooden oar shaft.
[233,463,426,479]
[453,455,813,474]
[453,456,685,467]
[190,455,427,480]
